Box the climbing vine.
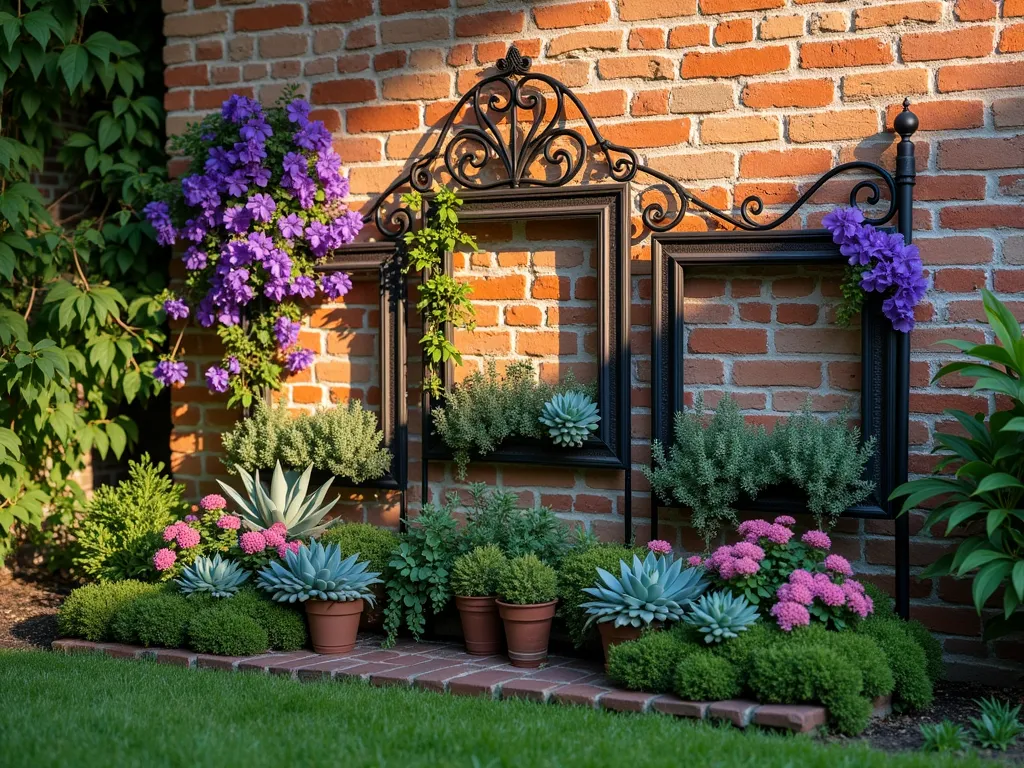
[401,186,477,398]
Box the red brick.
[714,18,754,45]
[602,118,690,148]
[631,90,670,116]
[788,110,878,143]
[855,1,944,28]
[534,1,611,29]
[652,696,710,718]
[346,25,376,49]
[688,328,767,354]
[668,23,712,48]
[707,700,759,728]
[164,11,227,37]
[628,27,666,50]
[700,0,783,12]
[800,38,893,68]
[1000,24,1024,53]
[310,79,376,105]
[380,0,447,13]
[733,361,822,387]
[754,705,828,733]
[956,0,997,20]
[940,205,1024,230]
[346,104,419,133]
[902,26,995,61]
[885,100,984,131]
[739,148,832,178]
[551,684,609,708]
[682,45,789,78]
[619,0,697,21]
[194,87,253,110]
[1006,0,1024,16]
[918,236,993,265]
[939,135,1024,170]
[309,0,372,23]
[995,98,1024,129]
[602,691,658,712]
[381,17,448,44]
[701,115,778,144]
[742,79,833,108]
[455,11,524,37]
[599,55,675,81]
[548,30,623,57]
[843,68,930,101]
[234,4,304,31]
[165,64,207,87]
[938,61,1024,92]
[382,72,451,100]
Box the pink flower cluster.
[702,540,766,580]
[162,522,201,549]
[737,517,794,545]
[772,568,873,631]
[200,494,227,511]
[153,548,177,571]
[647,539,673,555]
[216,514,241,530]
[238,522,289,555]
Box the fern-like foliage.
[767,403,876,529]
[644,395,774,544]
[221,399,392,485]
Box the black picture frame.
[314,242,407,492]
[650,230,905,535]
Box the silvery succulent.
[256,540,382,603]
[683,590,760,643]
[176,554,250,598]
[216,461,338,538]
[581,552,707,628]
[539,391,600,448]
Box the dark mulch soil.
[0,569,67,650]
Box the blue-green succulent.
[539,391,600,447]
[683,589,759,643]
[580,552,707,628]
[256,540,381,603]
[176,554,250,598]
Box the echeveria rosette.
[823,206,926,333]
[143,90,362,406]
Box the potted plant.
[451,545,508,655]
[580,551,707,668]
[257,540,381,653]
[495,554,558,668]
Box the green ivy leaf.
[58,44,89,92]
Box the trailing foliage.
[451,545,507,598]
[557,543,644,648]
[56,580,161,642]
[73,455,189,582]
[674,650,742,703]
[495,554,558,606]
[221,400,392,484]
[319,522,400,575]
[0,0,167,561]
[382,500,461,647]
[432,360,594,479]
[458,483,570,564]
[891,290,1024,641]
[607,628,696,694]
[645,395,774,543]
[767,405,876,529]
[855,615,933,712]
[400,186,477,398]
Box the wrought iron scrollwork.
[360,45,907,240]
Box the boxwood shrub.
[855,616,934,712]
[187,607,269,656]
[674,651,741,702]
[607,628,696,693]
[57,581,163,642]
[110,592,210,648]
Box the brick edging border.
[52,639,894,734]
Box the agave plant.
[176,554,250,598]
[257,540,382,603]
[581,552,707,628]
[217,461,338,538]
[539,391,600,448]
[683,590,759,643]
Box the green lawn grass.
[0,650,986,768]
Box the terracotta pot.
[597,622,644,670]
[359,584,386,632]
[455,595,503,655]
[496,599,558,668]
[304,598,364,654]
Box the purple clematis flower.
[245,193,276,223]
[154,360,188,386]
[205,365,230,393]
[163,298,189,320]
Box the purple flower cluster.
[822,207,926,333]
[143,94,363,396]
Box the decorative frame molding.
[315,242,407,493]
[651,231,904,537]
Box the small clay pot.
[496,599,558,668]
[455,595,503,655]
[597,622,644,670]
[304,598,364,654]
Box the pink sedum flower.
[766,524,794,545]
[718,559,737,580]
[239,530,267,554]
[732,542,765,561]
[774,515,796,526]
[686,555,703,568]
[163,523,182,542]
[216,514,241,530]
[200,494,227,511]
[175,526,201,549]
[801,530,832,550]
[824,554,854,577]
[737,519,771,542]
[771,600,811,632]
[153,548,177,571]
[788,584,814,606]
[268,521,287,535]
[847,592,872,618]
[276,540,301,559]
[647,539,673,555]
[789,569,814,587]
[262,528,286,548]
[816,581,846,607]
[733,557,760,576]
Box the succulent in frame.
[539,391,600,448]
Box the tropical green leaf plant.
[0,0,167,562]
[891,290,1024,640]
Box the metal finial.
[495,45,532,77]
[893,99,918,139]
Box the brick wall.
[162,0,1024,682]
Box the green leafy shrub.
[459,484,569,564]
[73,456,189,582]
[674,650,741,702]
[451,545,507,597]
[862,582,894,616]
[229,587,308,651]
[187,607,269,657]
[496,554,558,605]
[791,624,893,700]
[607,630,695,693]
[221,400,392,485]
[766,404,876,529]
[557,543,645,647]
[905,619,945,684]
[710,621,783,682]
[57,581,163,642]
[320,523,400,575]
[855,616,933,712]
[109,592,208,649]
[645,395,775,543]
[383,500,461,647]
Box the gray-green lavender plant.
[644,394,775,543]
[221,399,293,475]
[767,403,876,529]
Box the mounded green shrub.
[556,543,645,648]
[791,624,893,700]
[109,592,209,648]
[708,621,783,686]
[451,545,507,597]
[855,616,933,712]
[607,630,695,693]
[862,582,895,617]
[905,619,945,684]
[228,587,308,651]
[674,650,741,702]
[187,607,269,656]
[319,523,400,575]
[496,554,558,605]
[57,581,163,642]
